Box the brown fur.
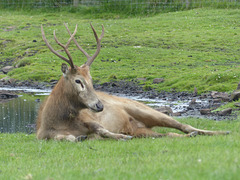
[36,65,229,142]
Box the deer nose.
[95,100,104,112]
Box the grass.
[1,117,240,180]
[0,8,240,94]
[1,6,240,180]
[1,0,239,15]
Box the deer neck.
[50,77,84,120]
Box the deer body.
[36,23,228,142]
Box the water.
[0,87,196,133]
[0,88,50,133]
[0,98,39,133]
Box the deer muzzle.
[91,100,104,112]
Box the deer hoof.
[126,135,133,139]
[189,131,198,137]
[76,135,88,142]
[118,135,133,141]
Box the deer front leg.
[37,129,87,142]
[54,134,88,142]
[84,122,133,140]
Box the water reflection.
[0,96,42,134]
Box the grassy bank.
[1,8,240,93]
[1,117,240,180]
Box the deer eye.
[75,79,84,89]
[75,80,81,84]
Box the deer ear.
[61,63,69,77]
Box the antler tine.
[64,23,91,60]
[53,24,78,69]
[86,23,104,66]
[41,24,76,69]
[64,23,104,67]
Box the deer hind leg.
[126,102,229,136]
[133,127,198,138]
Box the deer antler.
[41,24,78,69]
[64,23,104,66]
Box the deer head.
[41,23,104,112]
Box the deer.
[36,23,229,142]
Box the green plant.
[0,117,239,180]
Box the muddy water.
[0,88,206,133]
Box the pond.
[0,88,51,134]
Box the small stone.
[237,81,240,90]
[230,91,240,101]
[234,103,240,107]
[173,112,181,116]
[156,106,173,116]
[200,109,211,115]
[193,87,198,96]
[0,92,18,99]
[136,78,146,82]
[2,66,14,74]
[218,108,232,116]
[153,78,164,84]
[211,91,230,102]
[189,98,196,105]
[8,78,16,84]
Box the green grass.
[1,117,240,180]
[1,7,240,180]
[1,8,240,93]
[1,0,239,16]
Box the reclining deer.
[36,23,229,142]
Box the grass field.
[0,8,240,93]
[1,118,240,180]
[1,7,240,180]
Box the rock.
[237,81,240,90]
[200,109,212,115]
[218,108,232,116]
[2,66,14,74]
[0,76,8,82]
[189,98,196,105]
[234,103,240,107]
[230,91,240,101]
[212,99,222,103]
[136,78,146,82]
[193,87,198,96]
[211,91,230,102]
[173,112,181,116]
[2,40,12,45]
[50,80,58,85]
[8,78,16,84]
[35,99,41,102]
[153,78,164,84]
[156,106,173,116]
[0,91,18,99]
